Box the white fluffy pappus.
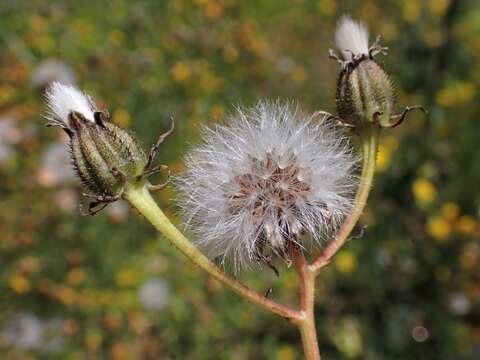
[175,101,358,271]
[335,15,369,60]
[44,81,96,128]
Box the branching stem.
[292,246,320,359]
[294,123,379,359]
[124,123,379,360]
[124,184,301,321]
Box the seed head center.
[229,155,311,222]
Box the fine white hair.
[176,101,358,271]
[335,15,369,60]
[44,81,96,127]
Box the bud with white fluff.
[176,101,358,272]
[330,15,425,128]
[44,81,96,130]
[43,82,173,215]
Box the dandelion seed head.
[44,81,96,127]
[176,101,358,271]
[335,15,369,60]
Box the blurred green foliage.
[0,0,479,359]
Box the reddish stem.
[292,246,321,360]
[310,125,379,274]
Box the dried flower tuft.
[45,81,96,129]
[176,101,358,271]
[335,15,370,61]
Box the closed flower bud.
[331,16,393,127]
[44,82,172,215]
[330,16,425,128]
[336,58,394,128]
[67,110,144,196]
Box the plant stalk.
[310,124,379,274]
[292,246,320,360]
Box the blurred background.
[0,0,479,359]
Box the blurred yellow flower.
[205,1,223,20]
[104,313,122,331]
[426,216,451,241]
[210,105,225,120]
[9,274,31,294]
[423,30,443,48]
[436,81,476,108]
[28,15,47,32]
[276,345,296,360]
[75,291,91,310]
[171,62,191,82]
[290,66,307,84]
[242,28,268,56]
[55,286,77,306]
[110,342,130,360]
[441,202,460,221]
[379,21,398,41]
[113,108,131,127]
[412,178,437,206]
[403,1,421,23]
[222,44,239,63]
[128,312,151,336]
[360,1,379,23]
[457,215,477,236]
[335,252,358,274]
[108,30,125,46]
[63,318,79,336]
[116,269,140,287]
[67,268,86,286]
[376,136,398,172]
[71,18,94,47]
[17,256,40,274]
[0,85,15,106]
[200,72,223,92]
[460,247,477,270]
[429,0,450,15]
[317,0,336,15]
[85,331,103,351]
[31,33,55,53]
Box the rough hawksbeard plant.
[42,15,426,360]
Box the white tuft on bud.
[335,15,369,60]
[176,101,358,271]
[44,81,96,127]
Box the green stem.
[310,124,380,274]
[124,183,301,320]
[292,246,320,360]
